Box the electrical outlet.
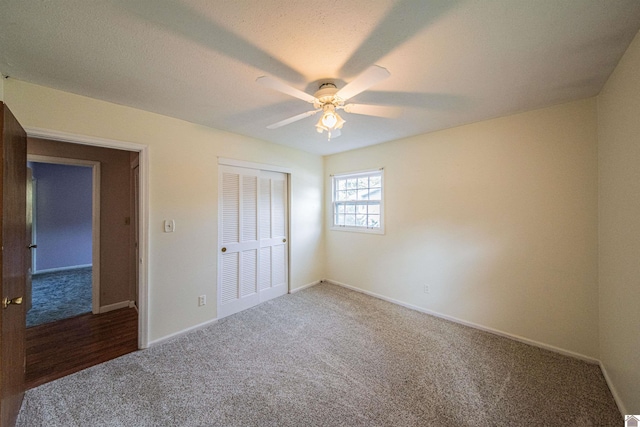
[198,295,206,306]
[424,284,430,294]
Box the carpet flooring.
[27,267,92,328]
[16,283,621,426]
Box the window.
[331,169,384,234]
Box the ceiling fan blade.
[335,65,390,101]
[257,76,316,103]
[266,110,319,129]
[343,103,402,118]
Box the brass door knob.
[221,247,227,253]
[2,296,23,309]
[282,238,287,243]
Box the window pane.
[369,175,381,188]
[368,189,381,200]
[345,204,355,213]
[336,190,347,201]
[335,214,344,225]
[356,214,367,226]
[356,204,367,214]
[346,178,357,189]
[368,215,380,228]
[358,177,368,188]
[368,204,380,214]
[345,215,356,226]
[337,204,345,213]
[337,179,346,191]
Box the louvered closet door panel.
[273,179,286,238]
[220,252,239,303]
[272,244,286,286]
[259,171,288,302]
[259,247,271,291]
[222,173,239,245]
[218,166,260,319]
[259,178,272,240]
[242,176,257,242]
[241,249,258,297]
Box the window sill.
[330,226,384,235]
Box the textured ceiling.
[2,0,640,155]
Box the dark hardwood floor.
[25,307,138,389]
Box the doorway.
[24,129,149,347]
[22,133,148,388]
[26,158,100,328]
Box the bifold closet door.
[258,171,288,302]
[218,166,260,318]
[218,166,288,319]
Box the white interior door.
[218,166,288,319]
[258,171,288,302]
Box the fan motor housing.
[314,82,343,108]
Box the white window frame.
[331,168,384,235]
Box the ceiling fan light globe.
[316,116,328,132]
[322,112,338,129]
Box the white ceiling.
[2,1,640,156]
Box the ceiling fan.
[257,65,400,140]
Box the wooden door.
[25,168,33,312]
[0,102,28,426]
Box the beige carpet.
[17,283,621,426]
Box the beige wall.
[28,138,134,307]
[325,99,600,359]
[5,79,325,343]
[597,29,640,414]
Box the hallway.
[25,308,138,389]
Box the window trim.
[330,168,384,235]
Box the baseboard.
[289,279,323,293]
[325,279,600,365]
[99,300,133,314]
[599,362,627,416]
[147,317,218,348]
[149,280,322,347]
[33,264,92,275]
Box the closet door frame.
[217,158,291,319]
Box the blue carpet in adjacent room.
[27,267,93,328]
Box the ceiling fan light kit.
[257,65,396,141]
[314,105,344,141]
